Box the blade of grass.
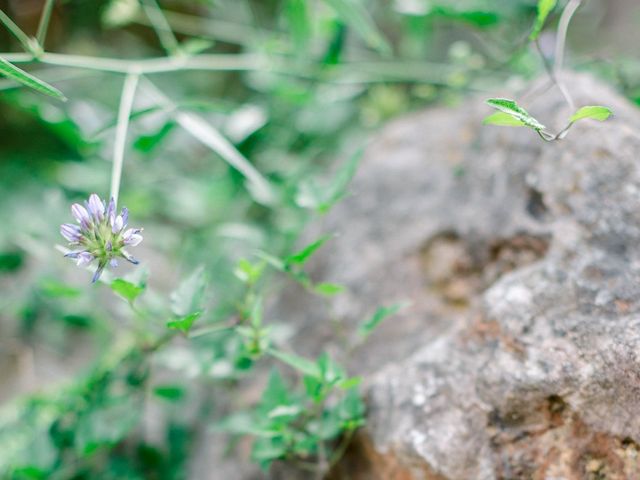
[36,0,56,47]
[322,0,391,55]
[0,9,38,54]
[110,72,140,206]
[139,0,181,56]
[142,78,275,205]
[0,55,65,100]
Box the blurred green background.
[0,0,639,478]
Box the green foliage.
[484,98,545,131]
[569,105,613,123]
[110,278,145,304]
[530,0,557,41]
[0,0,633,477]
[0,57,66,101]
[322,0,391,55]
[358,303,408,340]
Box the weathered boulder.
[284,73,640,479]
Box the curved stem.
[110,73,139,206]
[554,0,582,73]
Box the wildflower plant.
[483,0,613,141]
[60,194,143,282]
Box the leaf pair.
[483,98,612,141]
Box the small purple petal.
[111,215,124,233]
[64,251,82,258]
[106,241,112,251]
[110,258,118,268]
[76,252,94,266]
[106,197,116,221]
[120,207,129,227]
[92,262,106,283]
[87,194,105,222]
[71,203,92,230]
[121,250,139,265]
[122,228,143,246]
[60,223,82,242]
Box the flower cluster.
[60,193,143,282]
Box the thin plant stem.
[110,73,140,206]
[36,0,56,47]
[554,0,582,72]
[0,51,264,74]
[534,40,575,110]
[139,0,181,55]
[0,9,37,54]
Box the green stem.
[110,73,139,206]
[36,0,56,47]
[0,9,38,54]
[0,51,264,74]
[139,0,181,55]
[554,0,582,73]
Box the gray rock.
[290,73,640,479]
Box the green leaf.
[358,303,408,339]
[0,56,66,101]
[483,111,526,127]
[296,148,363,214]
[39,280,82,298]
[486,98,545,131]
[285,235,332,266]
[110,278,145,304]
[530,0,557,41]
[234,258,265,285]
[268,349,321,379]
[569,105,613,123]
[134,121,175,153]
[167,311,202,334]
[314,282,345,296]
[153,385,185,402]
[170,267,207,317]
[322,0,391,55]
[286,0,311,58]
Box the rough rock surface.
[280,73,640,479]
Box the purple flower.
[61,193,144,283]
[60,223,82,243]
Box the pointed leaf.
[167,311,202,334]
[483,111,526,127]
[530,0,557,41]
[285,235,332,266]
[0,56,66,100]
[358,302,408,339]
[486,98,545,131]
[323,0,391,55]
[110,278,145,304]
[569,105,613,123]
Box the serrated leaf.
[285,235,332,266]
[486,98,545,131]
[323,0,391,55]
[530,0,557,41]
[569,105,613,123]
[358,303,408,339]
[483,111,526,127]
[268,349,321,379]
[110,278,145,304]
[167,311,202,334]
[0,56,66,101]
